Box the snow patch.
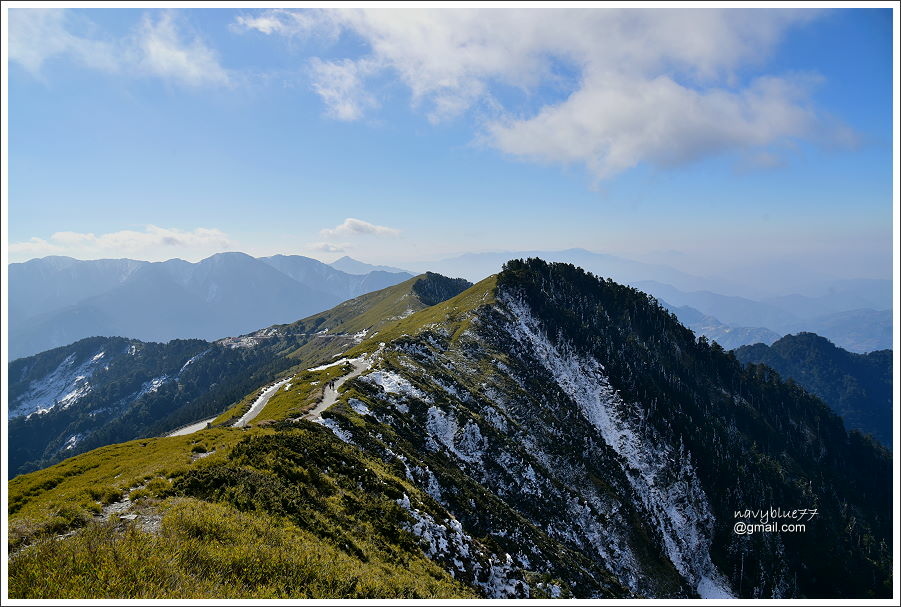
[481,405,509,432]
[314,417,354,443]
[178,350,209,374]
[12,351,105,418]
[395,494,527,598]
[63,434,83,450]
[135,376,170,398]
[59,381,92,409]
[362,369,431,403]
[348,398,371,416]
[234,377,293,427]
[308,358,350,371]
[424,407,486,465]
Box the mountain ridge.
[328,255,410,275]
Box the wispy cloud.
[237,8,851,179]
[9,9,230,87]
[135,12,230,87]
[307,242,348,253]
[320,218,400,238]
[309,57,379,121]
[7,9,119,76]
[233,8,339,38]
[9,226,233,262]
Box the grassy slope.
[280,274,436,358]
[254,363,353,423]
[203,275,444,427]
[8,276,496,527]
[9,429,245,544]
[347,275,497,356]
[10,497,463,599]
[8,422,475,599]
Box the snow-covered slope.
[7,336,277,476]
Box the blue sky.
[4,6,895,283]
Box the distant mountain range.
[9,249,892,358]
[8,254,412,360]
[661,303,781,350]
[734,333,893,448]
[329,255,410,275]
[404,248,736,293]
[639,280,891,353]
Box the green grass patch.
[347,275,497,358]
[8,428,249,548]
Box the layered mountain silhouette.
[9,253,412,360]
[328,255,410,275]
[638,280,891,353]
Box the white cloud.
[8,237,67,258]
[234,12,292,36]
[8,226,233,262]
[8,9,229,87]
[308,242,348,253]
[487,73,820,180]
[234,8,338,38]
[237,8,845,178]
[320,218,400,238]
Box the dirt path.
[163,356,370,436]
[303,356,370,421]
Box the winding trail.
[233,377,294,427]
[303,356,370,421]
[169,354,372,435]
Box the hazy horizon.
[8,245,894,302]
